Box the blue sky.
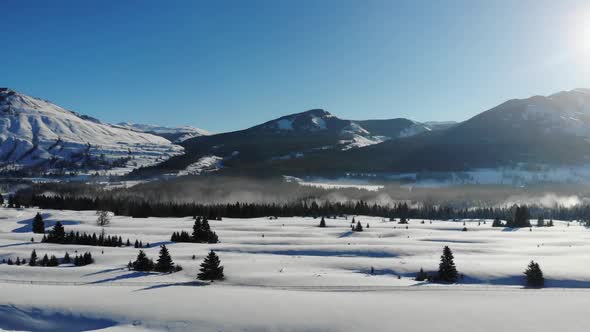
[2,0,590,132]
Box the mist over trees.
[11,177,590,222]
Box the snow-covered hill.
[0,88,183,173]
[116,122,210,143]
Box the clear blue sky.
[2,0,590,132]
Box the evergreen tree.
[29,249,37,266]
[415,268,428,281]
[48,255,59,267]
[32,212,45,234]
[536,216,545,227]
[319,217,326,228]
[47,221,66,243]
[492,218,503,227]
[354,221,363,232]
[524,260,544,288]
[198,251,224,281]
[41,254,49,266]
[154,245,175,273]
[64,252,71,264]
[131,250,154,271]
[438,246,458,283]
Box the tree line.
[40,220,146,248]
[16,193,590,224]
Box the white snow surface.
[178,155,223,176]
[116,122,210,142]
[2,208,590,330]
[0,89,183,172]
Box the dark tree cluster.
[506,206,532,228]
[171,216,218,244]
[128,246,182,273]
[352,220,363,232]
[25,249,93,267]
[41,221,140,248]
[2,257,26,266]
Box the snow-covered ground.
[2,208,590,331]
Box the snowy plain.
[2,208,590,331]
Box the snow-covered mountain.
[136,109,452,176]
[116,122,210,143]
[0,88,183,173]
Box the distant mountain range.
[134,108,455,177]
[135,88,590,179]
[4,87,590,180]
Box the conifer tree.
[131,250,154,271]
[32,212,45,234]
[415,268,428,281]
[41,254,49,266]
[354,221,363,232]
[29,249,37,266]
[537,216,545,227]
[319,217,326,228]
[47,221,65,243]
[154,245,175,273]
[48,255,59,266]
[492,218,503,227]
[64,252,71,264]
[197,251,224,281]
[524,260,544,288]
[438,246,458,283]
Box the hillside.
[0,88,183,174]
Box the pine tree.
[524,260,544,288]
[47,221,66,243]
[64,252,71,264]
[154,245,175,273]
[354,221,363,232]
[131,250,154,271]
[32,212,45,234]
[438,246,458,283]
[48,255,59,267]
[29,249,37,266]
[415,268,428,281]
[536,216,545,227]
[492,218,503,227]
[197,251,224,281]
[41,254,49,266]
[319,217,326,228]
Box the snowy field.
[2,209,590,331]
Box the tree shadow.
[0,305,118,332]
[0,242,31,248]
[12,217,80,233]
[82,267,126,277]
[88,271,150,284]
[134,281,208,292]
